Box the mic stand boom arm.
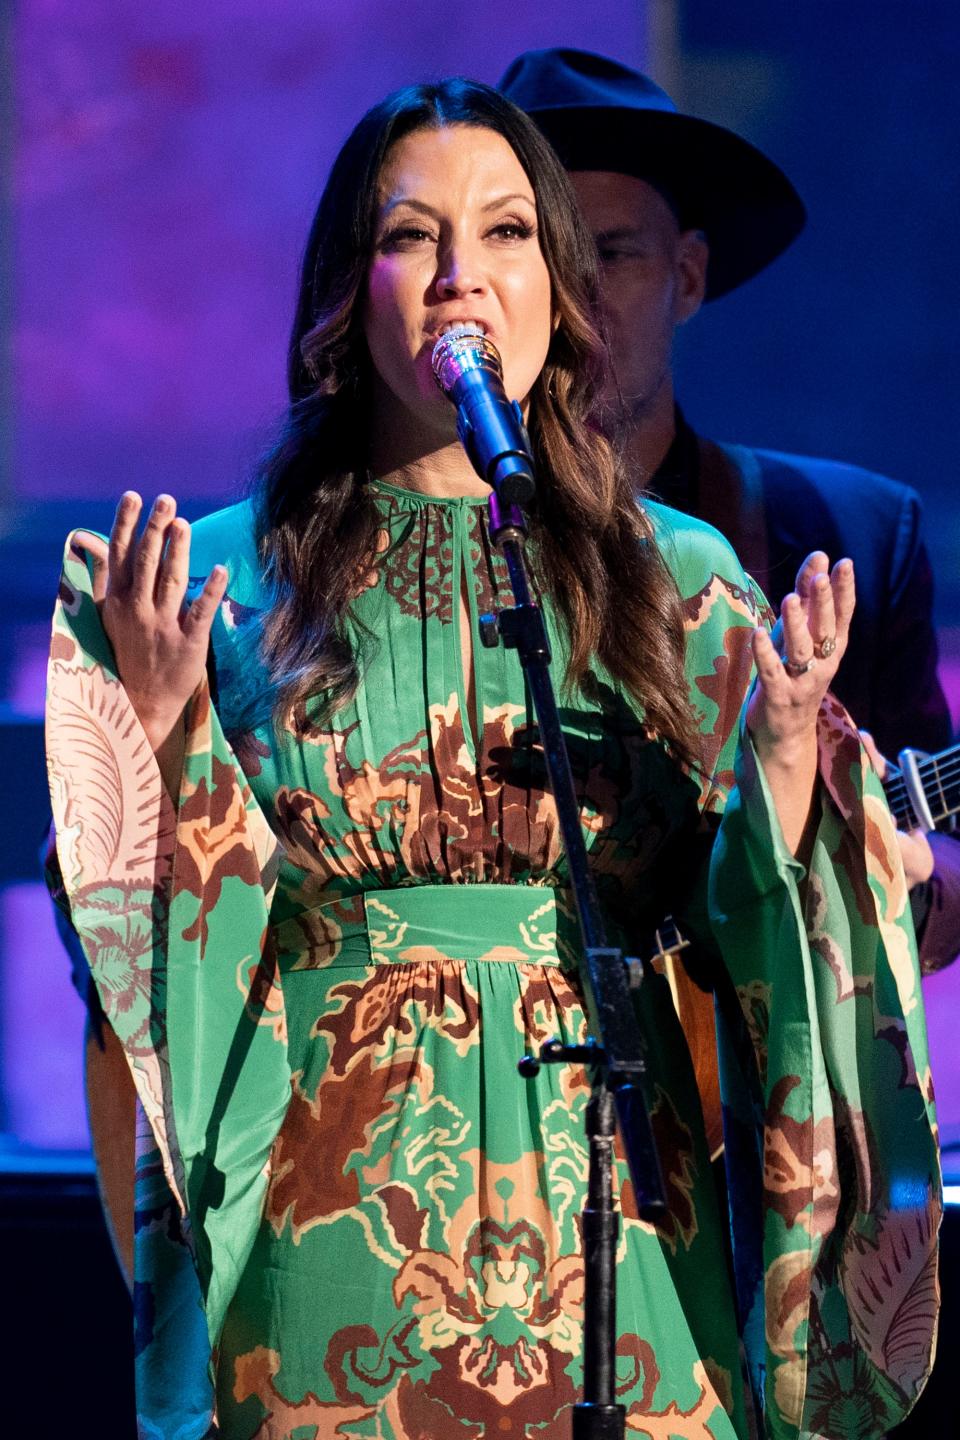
[480,493,667,1440]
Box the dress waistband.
[271,883,582,972]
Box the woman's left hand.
[746,552,855,760]
[745,553,855,853]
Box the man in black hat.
[500,46,959,973]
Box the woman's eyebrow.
[379,191,536,219]
[379,196,440,220]
[481,191,536,211]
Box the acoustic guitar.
[647,920,725,1161]
[884,742,960,833]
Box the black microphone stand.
[479,492,667,1440]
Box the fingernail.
[155,494,172,511]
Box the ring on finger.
[783,654,817,677]
[814,634,837,659]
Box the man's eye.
[598,245,641,264]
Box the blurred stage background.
[1,0,958,1433]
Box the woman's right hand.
[73,491,228,749]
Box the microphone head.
[431,323,503,397]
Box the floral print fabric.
[45,483,939,1439]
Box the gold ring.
[814,635,837,659]
[783,655,817,677]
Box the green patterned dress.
[45,481,939,1440]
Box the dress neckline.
[366,476,491,509]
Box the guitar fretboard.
[883,742,960,830]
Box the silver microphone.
[431,323,536,505]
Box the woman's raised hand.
[73,492,228,749]
[747,552,855,754]
[745,552,856,853]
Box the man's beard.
[595,362,667,440]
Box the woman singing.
[45,78,938,1439]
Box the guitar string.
[871,752,960,793]
[908,759,960,789]
[912,745,960,778]
[895,759,960,814]
[882,774,946,825]
[889,756,960,789]
[885,781,944,818]
[884,782,953,825]
[849,741,960,793]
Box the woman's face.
[363,123,553,448]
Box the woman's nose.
[435,244,486,299]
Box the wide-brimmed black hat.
[499,47,806,300]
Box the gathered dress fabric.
[45,482,939,1440]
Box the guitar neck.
[883,740,960,830]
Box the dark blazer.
[696,437,952,758]
[662,429,958,971]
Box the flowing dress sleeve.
[652,502,941,1439]
[44,513,290,1440]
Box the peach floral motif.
[765,1250,815,1426]
[231,1345,375,1433]
[185,681,282,899]
[266,1051,430,1244]
[805,868,872,1006]
[236,948,286,1043]
[681,572,769,631]
[691,624,756,791]
[175,753,267,948]
[46,660,175,891]
[623,1359,726,1438]
[863,791,918,1015]
[314,962,482,1074]
[816,698,919,1016]
[373,1162,583,1432]
[76,888,161,1052]
[49,632,76,663]
[763,1075,840,1236]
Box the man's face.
[568,171,708,428]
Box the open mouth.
[429,320,489,342]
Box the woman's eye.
[380,226,435,250]
[489,219,535,242]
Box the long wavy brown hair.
[255,77,698,764]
